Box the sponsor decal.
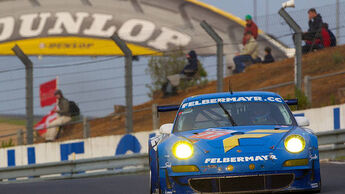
[0,12,191,55]
[190,130,233,140]
[200,165,218,172]
[181,96,283,109]
[223,134,271,153]
[40,42,94,49]
[310,154,318,160]
[223,130,287,153]
[150,135,163,151]
[311,183,319,188]
[204,155,278,164]
[200,165,218,168]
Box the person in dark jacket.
[302,8,323,41]
[181,50,199,77]
[163,50,200,97]
[302,8,324,53]
[262,47,275,64]
[44,90,72,141]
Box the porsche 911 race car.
[149,91,321,193]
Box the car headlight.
[284,135,306,153]
[172,141,194,159]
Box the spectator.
[44,90,72,141]
[242,14,258,45]
[181,50,199,77]
[302,8,324,53]
[302,8,323,41]
[323,23,337,47]
[262,47,275,64]
[302,23,332,54]
[162,50,200,97]
[233,31,258,73]
[321,23,331,48]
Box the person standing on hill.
[242,15,258,45]
[44,90,72,141]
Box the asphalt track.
[1,163,345,194]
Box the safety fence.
[1,67,345,145]
[0,129,344,183]
[256,1,345,47]
[0,106,153,145]
[0,1,344,146]
[303,69,345,105]
[255,69,345,106]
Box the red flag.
[34,106,58,136]
[40,79,57,107]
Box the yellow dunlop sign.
[223,130,288,153]
[0,0,290,57]
[0,12,192,56]
[0,37,159,56]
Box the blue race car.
[149,91,321,193]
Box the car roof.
[182,91,281,103]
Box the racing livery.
[149,92,321,193]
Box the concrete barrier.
[0,131,156,168]
[293,104,344,133]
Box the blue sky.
[201,0,345,47]
[200,0,342,19]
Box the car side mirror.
[295,116,310,127]
[159,123,173,134]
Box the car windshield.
[174,102,295,132]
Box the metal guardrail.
[0,130,344,184]
[254,69,345,105]
[255,81,294,91]
[309,69,345,81]
[317,129,345,160]
[0,153,149,183]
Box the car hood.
[175,125,295,154]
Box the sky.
[200,0,342,19]
[201,0,345,47]
[0,0,344,119]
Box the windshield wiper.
[218,102,237,126]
